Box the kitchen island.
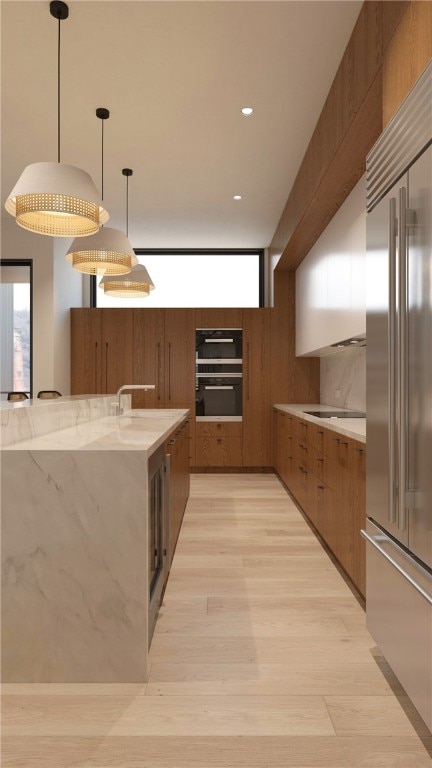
[1,396,189,683]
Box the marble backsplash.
[320,346,366,411]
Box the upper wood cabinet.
[70,309,133,395]
[243,309,272,466]
[195,308,242,328]
[164,310,196,406]
[133,309,165,407]
[71,309,102,395]
[102,310,134,395]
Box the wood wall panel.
[281,74,382,272]
[271,1,384,272]
[270,272,320,405]
[270,1,431,275]
[383,1,432,125]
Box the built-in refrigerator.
[363,61,432,732]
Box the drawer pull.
[217,438,222,444]
[168,439,176,445]
[317,458,324,463]
[317,485,325,490]
[355,447,364,453]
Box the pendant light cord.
[101,118,104,201]
[126,174,129,237]
[57,15,61,163]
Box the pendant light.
[65,110,135,275]
[5,1,108,237]
[99,169,155,297]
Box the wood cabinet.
[243,309,272,466]
[133,309,165,407]
[195,421,242,467]
[273,407,366,597]
[71,309,102,395]
[166,416,190,566]
[195,308,242,328]
[70,309,133,395]
[164,310,196,406]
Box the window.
[94,249,263,308]
[0,260,32,400]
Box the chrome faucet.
[116,384,156,414]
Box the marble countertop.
[3,409,190,454]
[273,403,366,443]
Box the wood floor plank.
[2,694,335,736]
[154,613,350,638]
[2,735,432,768]
[148,635,376,664]
[325,695,432,737]
[146,661,396,697]
[206,596,363,616]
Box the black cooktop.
[303,410,366,419]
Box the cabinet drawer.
[196,421,242,437]
[195,436,243,466]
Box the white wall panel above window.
[295,176,366,357]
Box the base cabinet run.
[166,416,190,565]
[273,408,366,597]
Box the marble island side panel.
[1,405,189,683]
[2,448,149,683]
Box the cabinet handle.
[105,341,108,393]
[168,342,171,400]
[318,430,324,435]
[95,341,98,392]
[246,341,250,400]
[157,342,161,401]
[333,437,340,443]
[355,447,364,453]
[317,458,324,463]
[168,439,176,445]
[217,438,222,444]
[318,485,325,490]
[340,441,348,446]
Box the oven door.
[196,377,242,419]
[196,329,242,361]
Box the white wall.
[1,217,84,396]
[295,176,366,356]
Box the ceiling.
[1,1,362,250]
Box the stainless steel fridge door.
[406,145,432,569]
[363,519,432,731]
[366,175,409,546]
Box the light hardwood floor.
[2,474,431,766]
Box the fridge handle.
[388,197,397,524]
[398,187,408,531]
[361,530,432,606]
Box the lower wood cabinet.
[273,407,366,597]
[166,416,190,566]
[195,421,243,467]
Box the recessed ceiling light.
[233,195,242,200]
[241,107,253,116]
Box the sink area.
[303,410,366,419]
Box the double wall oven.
[195,329,242,420]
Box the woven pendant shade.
[99,264,155,297]
[65,227,135,275]
[5,163,108,238]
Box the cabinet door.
[70,309,102,394]
[195,308,242,328]
[164,310,196,405]
[349,441,366,596]
[101,310,134,394]
[243,309,272,466]
[133,309,165,407]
